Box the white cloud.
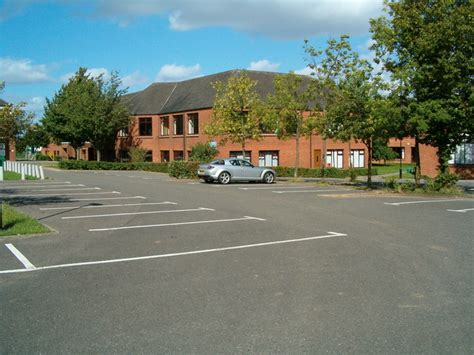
[1,0,384,38]
[155,64,202,82]
[293,66,314,76]
[24,96,45,114]
[59,67,110,83]
[0,57,50,84]
[248,60,280,72]
[121,71,149,88]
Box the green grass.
[3,171,38,181]
[373,163,416,177]
[0,204,50,237]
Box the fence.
[1,161,45,180]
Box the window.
[160,117,169,136]
[326,150,343,168]
[229,151,251,161]
[173,150,184,160]
[391,147,405,160]
[174,115,184,135]
[119,150,129,162]
[259,151,279,167]
[139,117,152,136]
[350,150,365,168]
[188,113,199,135]
[450,143,474,165]
[161,150,170,162]
[118,129,129,137]
[145,150,153,162]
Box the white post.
[21,165,25,180]
[27,164,31,177]
[34,165,40,178]
[39,166,45,180]
[0,167,3,181]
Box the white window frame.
[350,150,365,168]
[326,150,344,169]
[259,151,279,167]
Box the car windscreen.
[211,160,225,165]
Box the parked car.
[197,158,276,184]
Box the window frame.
[173,115,184,136]
[138,117,153,136]
[160,116,170,136]
[187,113,199,135]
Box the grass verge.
[0,203,50,237]
[3,171,38,181]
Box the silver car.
[197,158,276,184]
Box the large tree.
[0,101,33,160]
[265,72,314,178]
[42,67,130,161]
[370,0,474,176]
[204,72,262,159]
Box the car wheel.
[218,172,231,184]
[263,172,274,184]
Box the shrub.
[426,172,459,192]
[58,160,169,173]
[273,166,376,179]
[128,147,148,163]
[168,160,200,179]
[36,153,52,161]
[189,142,218,162]
[384,176,400,190]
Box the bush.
[426,172,459,192]
[168,160,200,179]
[189,142,218,162]
[273,166,376,179]
[128,147,148,163]
[58,160,169,173]
[35,153,52,161]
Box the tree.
[372,139,399,163]
[0,101,33,160]
[370,0,474,178]
[15,124,50,154]
[265,72,314,178]
[204,71,262,159]
[42,67,130,161]
[189,142,219,162]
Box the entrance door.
[313,149,322,168]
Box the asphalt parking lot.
[1,169,473,353]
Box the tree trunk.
[294,125,300,178]
[348,140,352,168]
[321,138,327,177]
[414,137,421,185]
[367,138,373,188]
[76,148,80,160]
[97,149,101,162]
[437,145,450,175]
[241,141,246,162]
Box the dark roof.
[0,98,8,106]
[125,69,312,115]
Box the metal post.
[399,139,403,179]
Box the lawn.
[373,162,416,177]
[3,171,38,181]
[0,204,50,237]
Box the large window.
[145,150,153,162]
[139,117,152,136]
[230,151,251,161]
[173,150,184,160]
[188,113,199,135]
[174,115,184,135]
[327,150,344,168]
[350,150,365,168]
[160,116,169,136]
[161,150,170,162]
[259,151,279,167]
[391,147,405,160]
[450,143,474,165]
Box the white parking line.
[36,187,100,192]
[70,196,146,202]
[1,184,83,190]
[5,244,36,270]
[89,215,266,232]
[273,189,352,194]
[447,208,474,213]
[40,201,176,211]
[240,186,318,190]
[0,232,346,274]
[62,207,215,220]
[0,182,71,188]
[13,191,121,197]
[384,199,471,206]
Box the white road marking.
[89,215,266,232]
[36,187,99,192]
[0,232,346,274]
[384,199,471,206]
[69,196,146,202]
[447,208,474,213]
[5,244,36,270]
[14,191,120,197]
[40,201,176,211]
[273,189,352,194]
[240,185,318,190]
[62,207,215,220]
[1,184,83,190]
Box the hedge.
[59,160,169,173]
[274,166,377,179]
[168,161,200,179]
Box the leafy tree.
[15,124,51,153]
[204,72,262,159]
[370,0,474,178]
[372,139,399,163]
[189,142,219,162]
[265,72,314,178]
[42,67,130,161]
[0,101,33,160]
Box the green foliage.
[274,166,375,179]
[59,160,168,173]
[42,67,130,161]
[204,71,262,157]
[0,101,33,153]
[189,142,218,162]
[15,124,50,153]
[426,172,459,192]
[373,140,399,162]
[370,0,474,175]
[35,153,52,161]
[128,147,148,163]
[167,160,200,179]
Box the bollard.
[39,166,45,180]
[34,165,40,178]
[0,167,3,181]
[21,165,25,180]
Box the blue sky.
[0,0,383,118]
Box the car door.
[240,160,261,180]
[227,159,243,180]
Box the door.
[313,149,322,168]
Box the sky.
[0,0,384,118]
